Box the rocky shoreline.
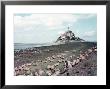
[14,42,97,76]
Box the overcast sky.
[14,13,97,43]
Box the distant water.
[14,43,58,50]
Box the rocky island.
[56,29,85,43]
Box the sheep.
[46,70,52,76]
[35,72,39,76]
[52,55,56,59]
[79,54,86,60]
[26,63,32,66]
[43,61,47,63]
[14,71,17,76]
[24,67,30,71]
[60,56,64,59]
[47,65,54,70]
[69,56,73,59]
[60,53,66,56]
[18,67,22,71]
[75,59,80,64]
[54,63,59,67]
[14,67,18,71]
[49,59,54,62]
[85,51,89,56]
[94,48,97,52]
[15,70,20,76]
[52,69,60,76]
[50,65,54,69]
[29,73,33,76]
[46,57,52,61]
[72,54,75,57]
[57,55,62,58]
[71,60,76,67]
[38,69,45,76]
[47,65,51,69]
[88,49,93,54]
[37,60,41,62]
[57,60,62,63]
[67,61,72,69]
[73,50,76,52]
[80,51,83,54]
[84,52,89,60]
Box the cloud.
[83,30,96,37]
[14,14,76,30]
[58,31,65,35]
[14,14,96,31]
[14,13,97,43]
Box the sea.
[14,43,58,50]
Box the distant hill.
[56,30,85,43]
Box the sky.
[14,13,97,43]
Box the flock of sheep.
[14,48,42,57]
[14,46,97,76]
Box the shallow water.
[14,43,58,50]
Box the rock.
[56,29,85,43]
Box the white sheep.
[47,65,54,70]
[54,63,59,67]
[47,57,52,61]
[76,59,80,64]
[26,63,32,66]
[71,60,76,66]
[47,65,51,69]
[52,69,60,76]
[80,54,85,60]
[88,49,92,53]
[70,56,73,59]
[58,60,62,63]
[43,61,47,63]
[52,55,56,59]
[67,61,72,69]
[94,48,97,52]
[46,70,52,76]
[38,69,45,76]
[35,72,39,76]
[24,67,30,71]
[57,55,62,58]
[51,65,54,69]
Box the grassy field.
[14,42,97,76]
